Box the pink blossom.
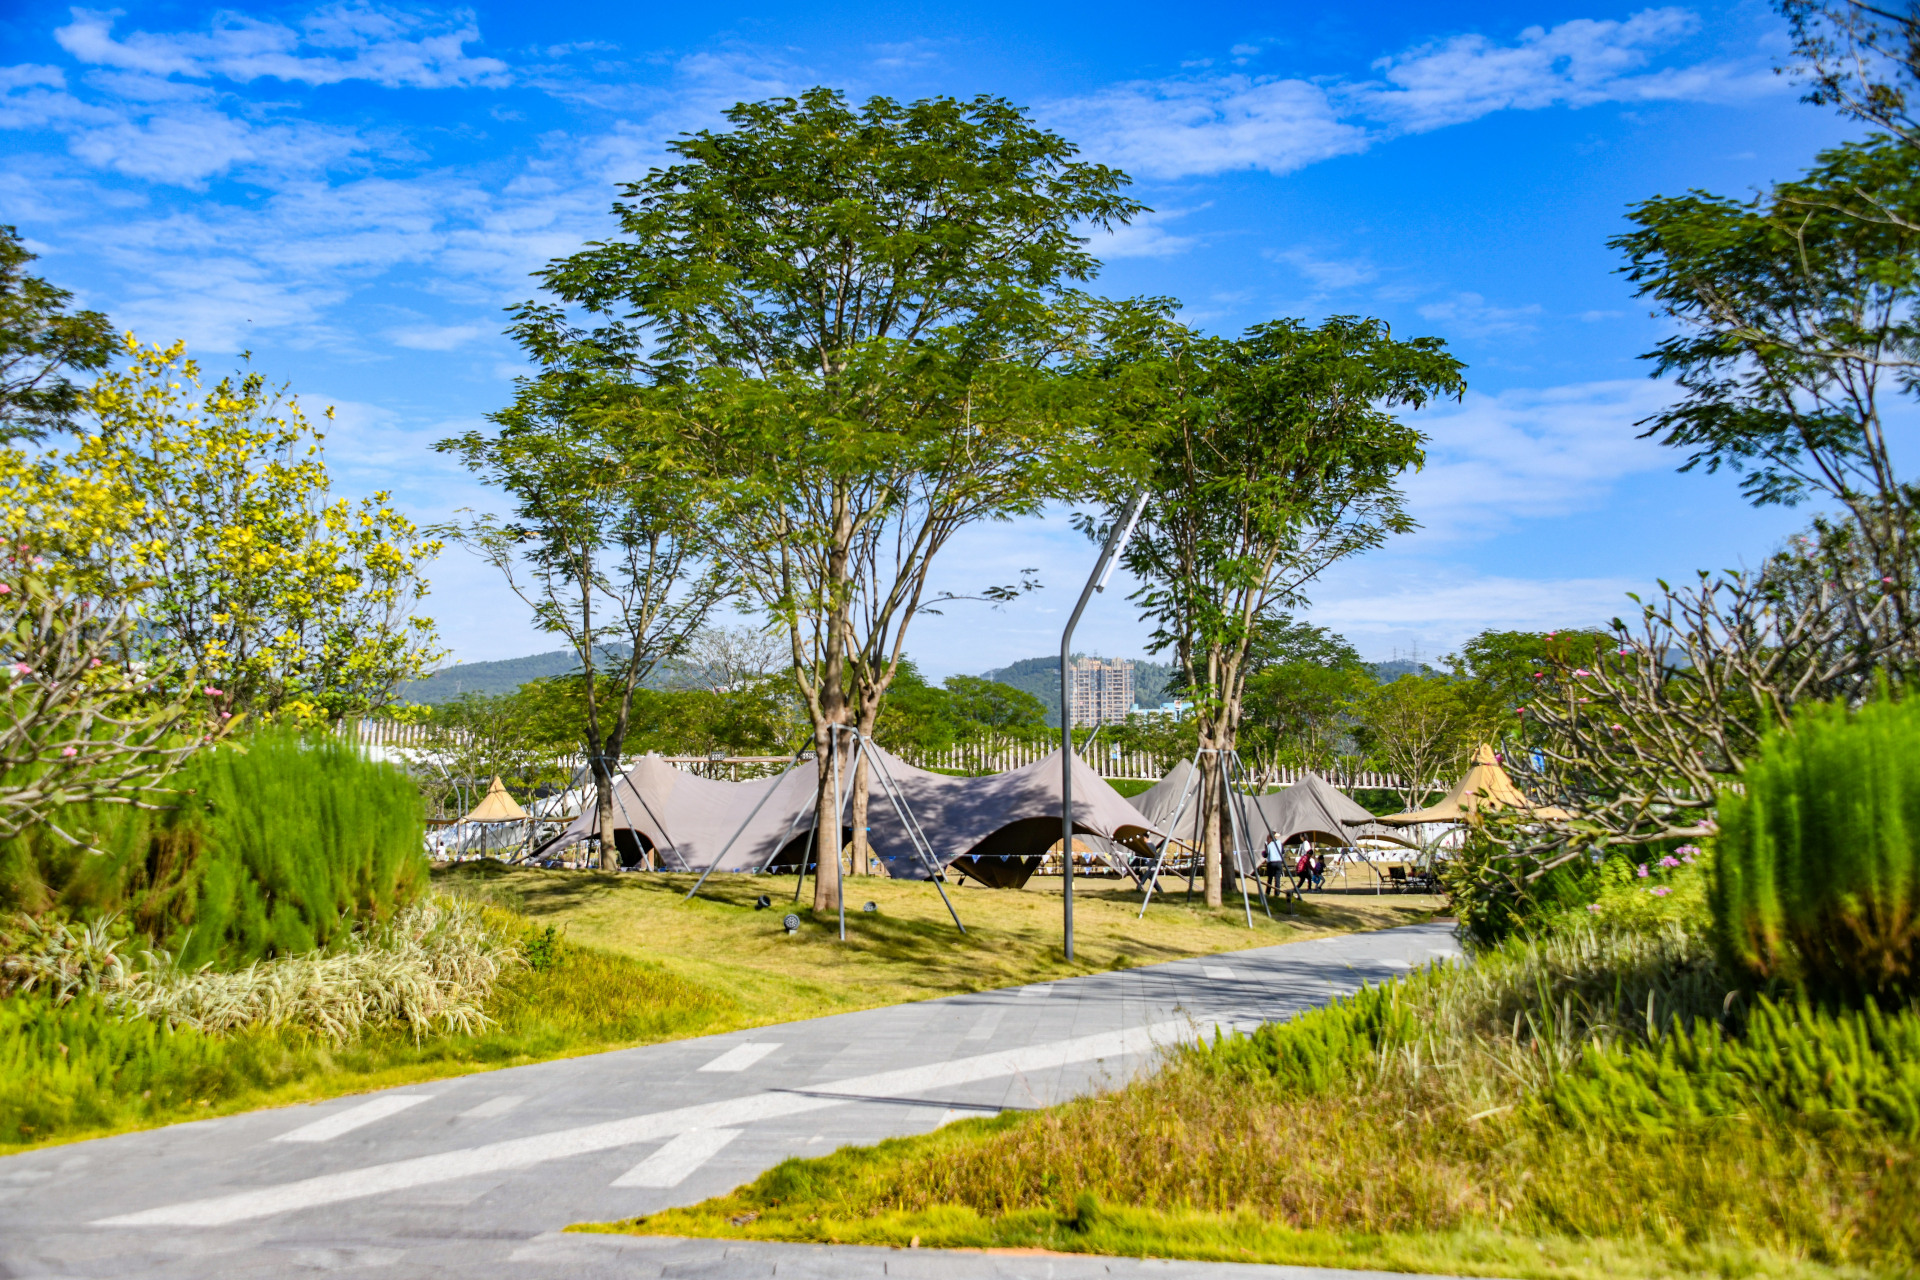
[220,712,232,719]
[11,663,29,677]
[59,746,76,758]
[1883,577,1895,585]
[1587,903,1603,913]
[1636,864,1649,878]
[1659,855,1681,867]
[1649,886,1671,897]
[204,687,223,697]
[1573,668,1591,677]
[0,584,10,595]
[89,658,101,668]
[1617,648,1630,656]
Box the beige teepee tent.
[1375,744,1571,825]
[461,776,531,824]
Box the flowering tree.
[19,338,441,722]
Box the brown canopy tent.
[1375,744,1572,825]
[1248,773,1419,850]
[540,745,1160,885]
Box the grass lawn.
[455,863,1445,1028]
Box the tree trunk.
[1199,746,1224,908]
[596,764,618,872]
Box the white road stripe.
[460,1096,525,1119]
[610,1129,741,1188]
[1016,985,1052,999]
[271,1095,433,1144]
[98,1018,1214,1227]
[1202,966,1235,980]
[964,1009,1004,1041]
[697,1042,781,1072]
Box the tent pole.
[834,726,855,942]
[1229,753,1272,921]
[861,733,966,935]
[683,754,807,902]
[1138,749,1203,919]
[1223,752,1254,928]
[1059,488,1149,963]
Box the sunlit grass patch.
[584,924,1920,1278]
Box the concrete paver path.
[0,921,1462,1279]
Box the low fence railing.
[348,720,1413,793]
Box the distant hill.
[1370,658,1427,682]
[399,645,713,706]
[400,650,583,704]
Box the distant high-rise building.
[1068,657,1134,727]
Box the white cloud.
[1400,379,1673,540]
[386,321,495,350]
[1095,205,1206,258]
[1310,573,1647,652]
[1047,74,1371,179]
[1416,291,1544,339]
[1048,8,1784,179]
[55,5,511,90]
[1269,245,1378,290]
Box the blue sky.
[0,0,1873,679]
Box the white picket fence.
[347,720,1410,791]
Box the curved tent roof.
[462,776,530,824]
[1375,744,1572,825]
[542,745,1161,877]
[1248,773,1419,850]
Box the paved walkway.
[0,922,1462,1279]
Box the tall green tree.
[1615,138,1920,633]
[1100,306,1461,906]
[0,227,114,443]
[1236,616,1370,778]
[436,310,726,870]
[540,88,1140,910]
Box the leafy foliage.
[1715,694,1920,1003]
[0,226,114,443]
[539,87,1143,909]
[1095,305,1460,902]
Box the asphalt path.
[0,921,1463,1279]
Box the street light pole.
[1060,489,1149,962]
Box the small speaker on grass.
[783,913,801,934]
[755,895,772,910]
[863,902,878,913]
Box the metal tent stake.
[1060,489,1149,962]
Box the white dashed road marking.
[697,1042,782,1073]
[272,1095,435,1145]
[1202,966,1235,980]
[99,1018,1215,1228]
[610,1129,741,1188]
[460,1096,525,1120]
[964,1009,1004,1040]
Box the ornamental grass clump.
[1,897,518,1042]
[1713,694,1920,1002]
